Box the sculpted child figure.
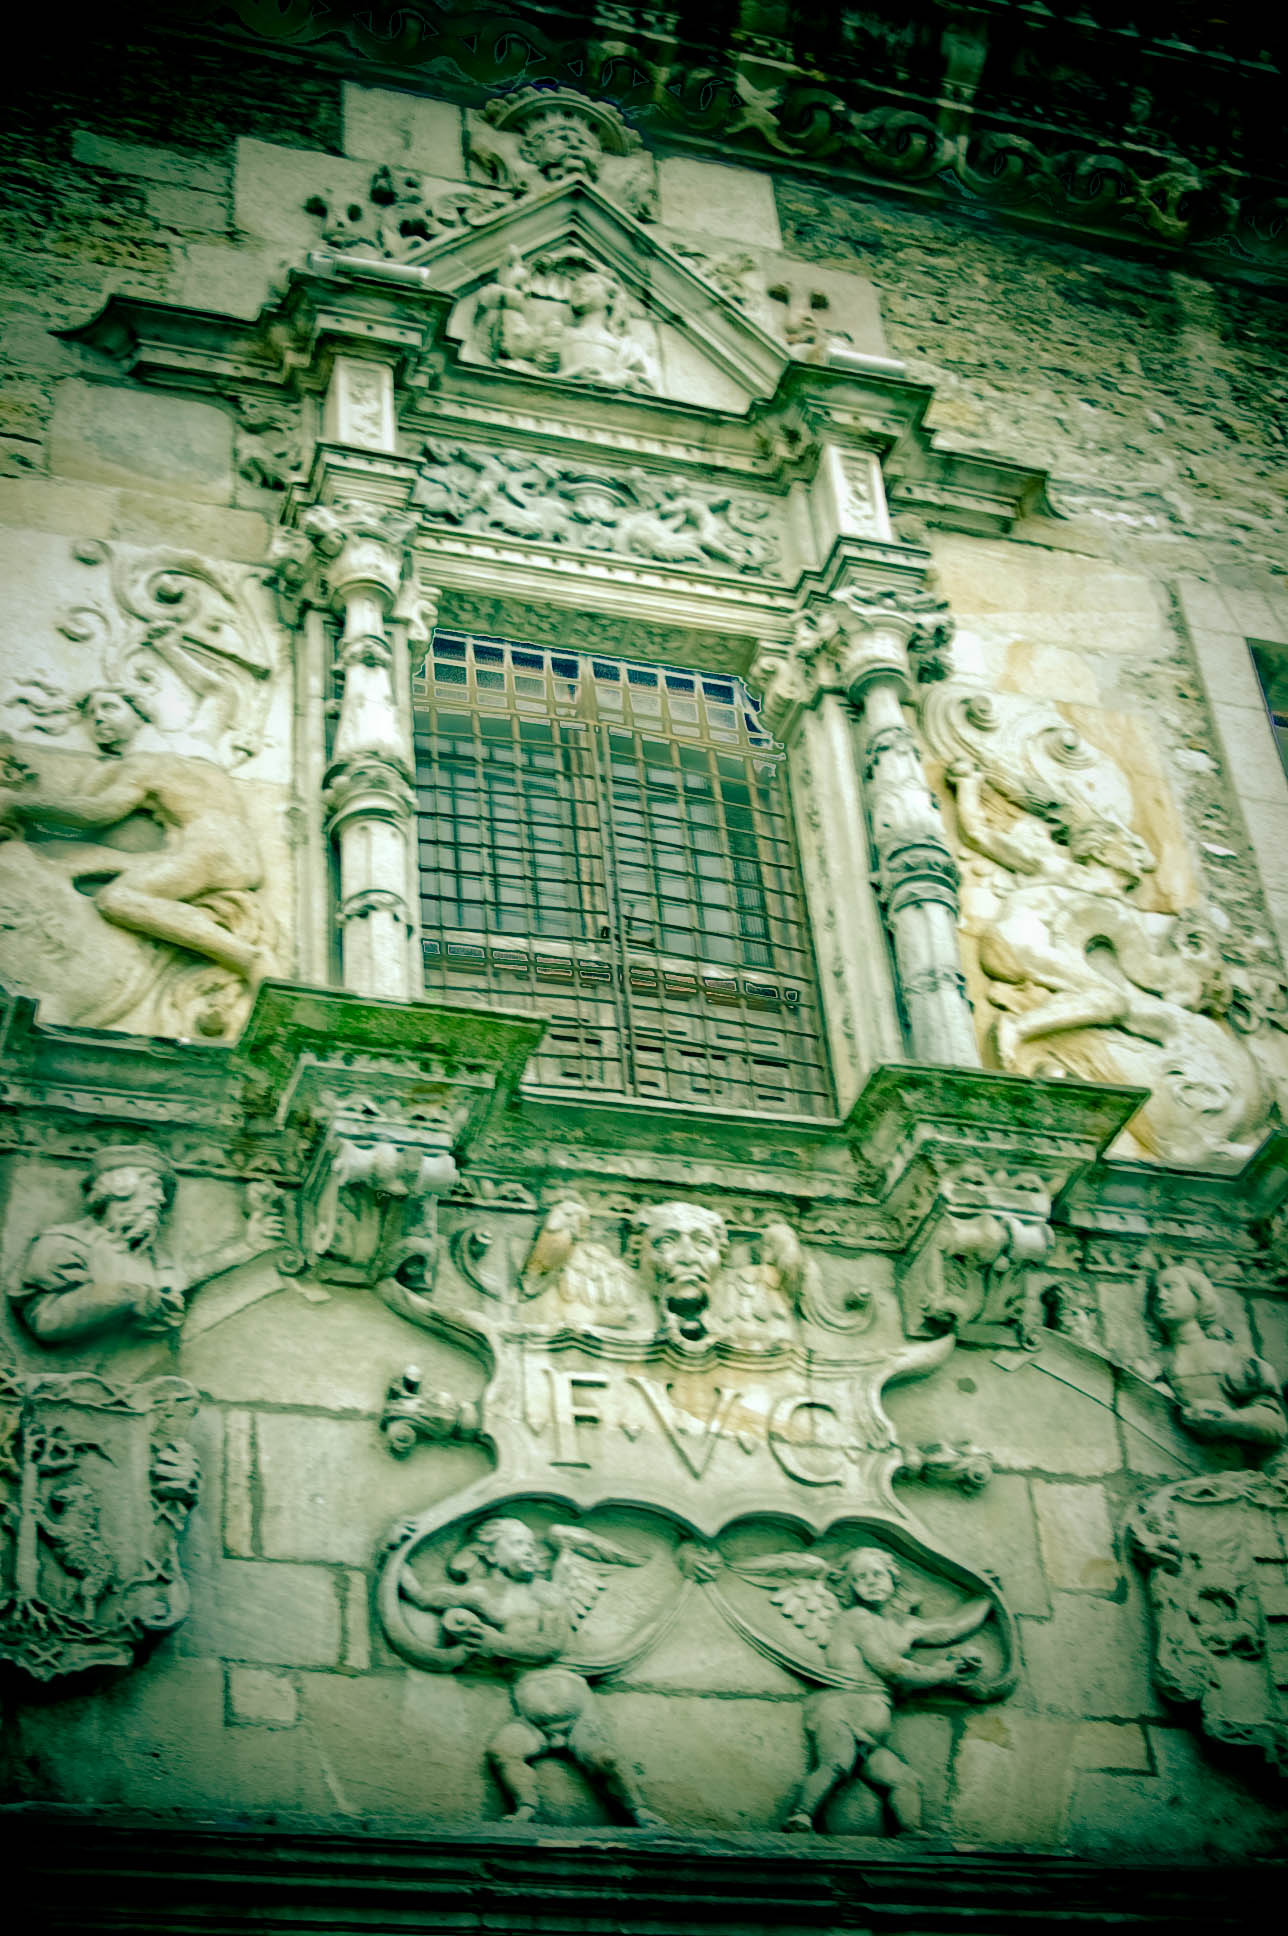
[786,1546,990,1834]
[398,1516,661,1826]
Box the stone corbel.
[233,984,545,1288]
[848,1066,1144,1351]
[896,1162,1054,1348]
[300,1112,463,1286]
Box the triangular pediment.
[372,178,791,413]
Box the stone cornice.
[129,1,1288,284]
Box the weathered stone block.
[227,1665,299,1727]
[900,1472,1051,1617]
[889,1353,1120,1476]
[300,1672,507,1824]
[1066,1724,1285,1858]
[180,1283,477,1413]
[1018,1589,1158,1719]
[254,1410,491,1567]
[1071,1720,1150,1770]
[342,85,464,177]
[599,1691,804,1832]
[950,1711,1077,1847]
[50,380,233,502]
[180,1558,343,1667]
[72,129,229,194]
[659,158,782,249]
[1032,1481,1120,1593]
[144,184,229,235]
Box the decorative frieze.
[412,440,783,577]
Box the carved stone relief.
[460,246,660,393]
[233,394,308,491]
[0,542,280,1039]
[372,1193,1017,1830]
[1141,1262,1287,1448]
[305,166,507,263]
[0,1362,198,1679]
[922,679,1272,1166]
[7,1143,290,1348]
[467,88,658,222]
[413,440,783,577]
[1130,1460,1288,1776]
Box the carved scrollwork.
[924,679,1272,1167]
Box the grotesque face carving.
[634,1202,728,1341]
[519,112,602,181]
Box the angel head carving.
[449,1516,544,1585]
[831,1545,901,1609]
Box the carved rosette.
[0,1366,199,1681]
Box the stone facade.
[1,12,1286,1929]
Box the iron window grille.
[413,631,834,1115]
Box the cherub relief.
[396,1516,661,1825]
[1143,1263,1286,1447]
[738,1544,994,1834]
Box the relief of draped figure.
[921,682,1274,1167]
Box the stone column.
[837,598,980,1067]
[758,588,980,1071]
[299,503,423,1000]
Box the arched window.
[414,631,833,1115]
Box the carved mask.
[637,1203,727,1340]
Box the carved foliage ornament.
[413,439,782,576]
[0,1363,199,1680]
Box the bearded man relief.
[924,683,1268,1166]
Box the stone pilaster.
[835,594,979,1068]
